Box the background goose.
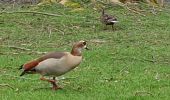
[100,8,118,29]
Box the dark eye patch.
[83,41,86,45]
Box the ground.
[0,3,170,100]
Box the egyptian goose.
[100,8,118,29]
[19,40,88,90]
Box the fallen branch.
[0,11,62,17]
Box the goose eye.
[83,41,86,45]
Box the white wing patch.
[111,21,119,23]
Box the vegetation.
[0,2,170,100]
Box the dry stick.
[0,52,6,55]
[130,57,155,63]
[135,91,154,96]
[3,45,47,55]
[119,66,128,74]
[112,56,155,63]
[96,0,146,16]
[8,45,31,51]
[48,27,52,38]
[125,6,146,16]
[0,74,37,81]
[0,84,15,90]
[1,52,45,55]
[118,2,146,16]
[0,11,62,17]
[54,28,65,35]
[151,5,157,15]
[0,52,18,55]
[29,51,47,55]
[0,74,76,81]
[57,76,78,80]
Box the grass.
[0,3,170,100]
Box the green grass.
[0,3,170,100]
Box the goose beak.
[85,46,89,50]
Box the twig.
[7,45,31,51]
[96,0,111,5]
[130,57,155,63]
[102,1,147,16]
[135,91,154,96]
[125,6,146,16]
[54,28,65,35]
[151,5,157,15]
[1,45,47,55]
[57,76,78,80]
[0,74,77,81]
[0,51,46,55]
[112,56,155,63]
[0,52,6,55]
[48,27,52,38]
[119,66,128,74]
[30,51,47,55]
[0,11,62,17]
[0,52,17,55]
[90,39,106,43]
[0,84,15,90]
[0,74,37,81]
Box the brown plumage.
[100,9,118,29]
[19,40,89,90]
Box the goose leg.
[40,77,61,90]
[112,25,114,30]
[51,77,60,90]
[103,24,107,30]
